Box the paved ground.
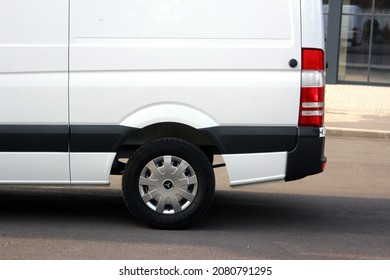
[0,84,389,260]
[325,84,390,138]
[1,137,389,260]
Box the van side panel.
[301,0,326,49]
[0,0,70,183]
[72,0,293,41]
[70,71,300,127]
[0,153,70,184]
[69,0,302,184]
[70,0,301,127]
[0,0,69,73]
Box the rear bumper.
[285,127,326,181]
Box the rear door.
[0,0,70,183]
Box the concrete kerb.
[327,127,390,140]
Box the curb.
[327,127,390,140]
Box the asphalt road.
[0,137,389,259]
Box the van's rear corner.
[218,0,327,186]
[285,127,327,182]
[286,0,327,181]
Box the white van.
[0,0,326,228]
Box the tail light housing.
[299,48,325,127]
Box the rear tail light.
[299,48,325,127]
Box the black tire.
[122,137,215,229]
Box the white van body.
[0,0,326,228]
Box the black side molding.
[201,126,298,154]
[0,125,69,152]
[70,125,137,152]
[0,125,137,153]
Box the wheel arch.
[112,103,222,173]
[116,122,221,160]
[120,103,218,129]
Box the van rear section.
[0,0,326,228]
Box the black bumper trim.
[285,127,326,181]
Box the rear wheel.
[122,138,215,229]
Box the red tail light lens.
[302,48,325,70]
[299,48,325,127]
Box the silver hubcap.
[138,155,198,214]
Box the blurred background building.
[324,0,389,85]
